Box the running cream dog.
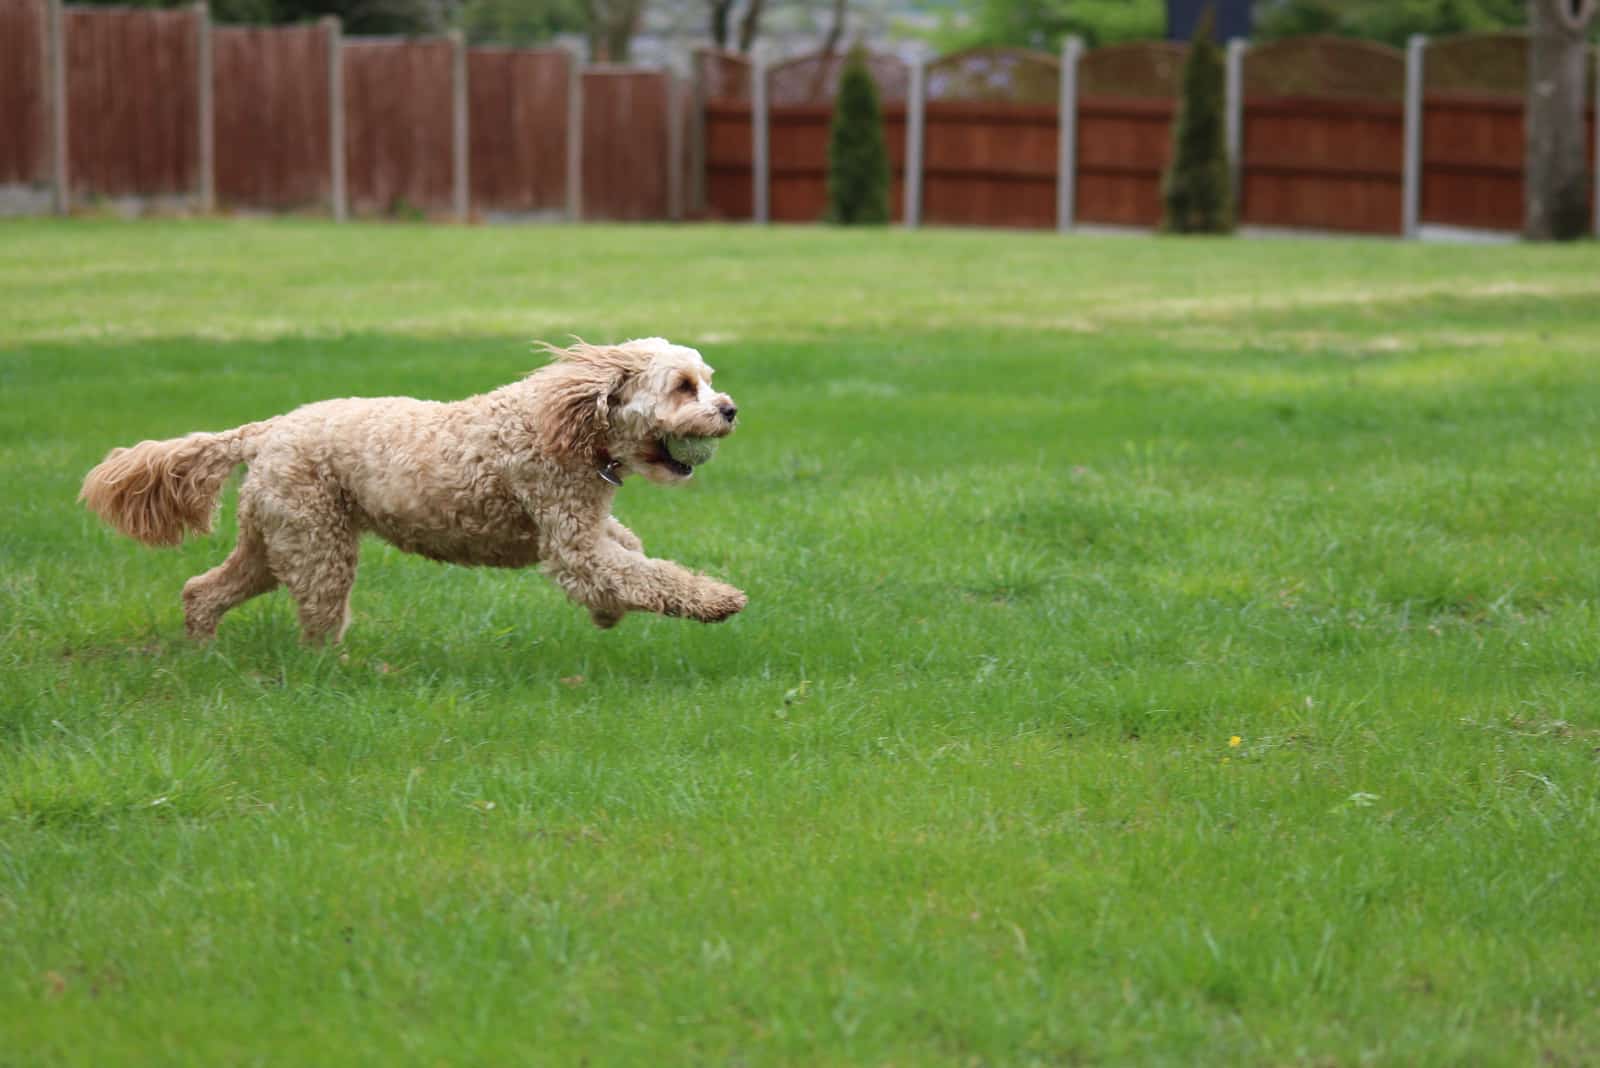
[80,338,745,643]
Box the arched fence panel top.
[466,43,568,54]
[695,48,752,102]
[766,51,910,107]
[1243,35,1405,101]
[925,46,1059,105]
[1421,31,1596,98]
[1424,32,1525,95]
[1078,41,1188,98]
[342,34,456,52]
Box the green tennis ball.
[664,434,719,467]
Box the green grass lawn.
[3,219,1600,1065]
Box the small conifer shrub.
[827,47,892,224]
[1162,6,1234,234]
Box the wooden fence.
[343,37,456,216]
[923,47,1059,229]
[1,4,1596,237]
[695,49,752,219]
[1076,42,1184,227]
[66,5,199,198]
[702,32,1596,236]
[0,0,684,220]
[214,20,331,210]
[469,46,570,216]
[1239,37,1406,235]
[0,0,47,186]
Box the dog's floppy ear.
[531,341,647,463]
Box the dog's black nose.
[719,403,738,423]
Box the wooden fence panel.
[1074,42,1184,227]
[66,6,199,198]
[0,0,49,186]
[469,46,568,215]
[343,37,454,216]
[1240,37,1405,234]
[1241,97,1405,233]
[697,49,751,219]
[1419,33,1595,233]
[923,48,1058,229]
[766,51,908,223]
[1419,93,1596,233]
[1076,97,1173,226]
[581,68,669,220]
[213,22,331,210]
[1421,92,1522,231]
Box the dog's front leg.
[585,517,646,628]
[603,516,643,554]
[543,536,746,626]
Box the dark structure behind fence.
[0,0,1594,237]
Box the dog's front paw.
[689,581,747,623]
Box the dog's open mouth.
[647,439,694,478]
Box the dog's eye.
[676,379,696,394]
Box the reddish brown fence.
[0,0,47,186]
[4,10,1595,236]
[1075,42,1184,227]
[469,46,569,215]
[1421,33,1595,232]
[1240,37,1406,234]
[767,51,908,222]
[343,38,455,216]
[923,47,1058,229]
[214,21,331,210]
[697,49,752,219]
[67,6,198,198]
[582,67,674,220]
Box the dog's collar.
[597,454,624,487]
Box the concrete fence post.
[450,30,468,221]
[1057,35,1083,232]
[1225,38,1247,215]
[1402,34,1426,239]
[904,57,926,227]
[751,54,768,224]
[194,2,214,213]
[566,47,582,221]
[323,16,345,221]
[47,0,68,214]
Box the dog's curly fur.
[79,338,746,644]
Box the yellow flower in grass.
[1229,735,1242,748]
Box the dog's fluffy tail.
[80,427,253,547]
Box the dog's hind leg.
[256,491,361,646]
[182,524,278,641]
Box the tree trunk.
[583,0,640,64]
[1525,0,1596,240]
[709,0,733,50]
[737,0,765,53]
[818,0,849,58]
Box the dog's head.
[536,338,738,484]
